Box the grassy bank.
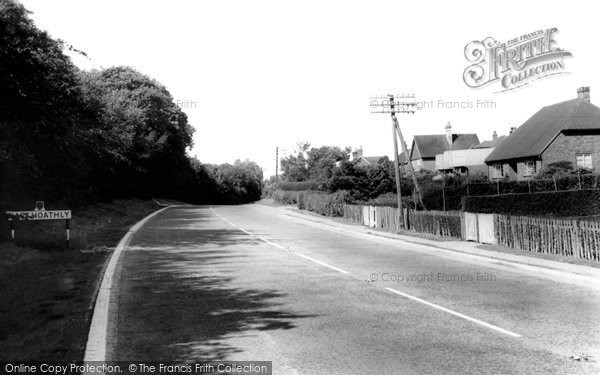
[0,199,161,361]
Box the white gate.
[464,212,478,242]
[477,214,497,244]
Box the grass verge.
[0,199,161,361]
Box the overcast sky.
[19,0,599,178]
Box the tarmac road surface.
[107,205,600,374]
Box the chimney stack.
[445,121,452,146]
[577,87,590,102]
[352,146,363,160]
[492,131,498,141]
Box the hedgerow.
[301,190,351,217]
[277,181,325,191]
[461,189,600,217]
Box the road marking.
[257,236,286,249]
[294,253,350,274]
[83,205,176,362]
[385,287,522,338]
[211,208,347,273]
[213,206,518,336]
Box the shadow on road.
[113,206,316,361]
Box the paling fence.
[341,204,600,261]
[343,205,406,231]
[342,205,460,238]
[410,210,462,239]
[495,215,600,261]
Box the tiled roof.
[486,99,600,163]
[363,156,384,164]
[412,134,479,159]
[474,135,507,149]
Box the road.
[107,204,600,374]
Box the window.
[492,164,503,179]
[524,160,537,176]
[576,153,593,169]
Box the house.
[352,147,383,166]
[435,131,507,176]
[410,122,479,171]
[485,87,600,180]
[352,147,409,168]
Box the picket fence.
[495,215,600,261]
[341,204,600,261]
[342,205,461,239]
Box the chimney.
[509,127,517,134]
[352,146,363,160]
[445,121,452,145]
[577,86,590,102]
[492,131,498,141]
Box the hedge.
[272,190,302,205]
[277,181,325,191]
[300,191,351,217]
[461,189,600,217]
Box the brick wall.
[543,132,600,170]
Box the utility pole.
[388,95,405,229]
[388,95,425,209]
[275,147,279,182]
[371,93,425,228]
[390,106,404,228]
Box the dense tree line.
[0,0,261,209]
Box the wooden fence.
[342,205,406,231]
[341,204,600,261]
[495,215,600,261]
[342,205,461,237]
[342,204,363,224]
[409,210,462,239]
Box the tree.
[306,146,350,181]
[77,67,195,198]
[0,0,93,204]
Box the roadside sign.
[6,210,71,221]
[5,201,72,248]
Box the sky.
[18,0,600,178]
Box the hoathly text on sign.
[6,210,72,221]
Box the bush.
[301,191,351,217]
[360,193,419,210]
[277,181,325,191]
[272,190,302,205]
[461,189,600,217]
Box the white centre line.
[211,208,347,273]
[294,253,350,274]
[385,287,522,338]
[211,207,520,337]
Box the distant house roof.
[355,153,408,166]
[362,156,384,164]
[486,98,600,163]
[355,156,384,166]
[473,135,507,149]
[411,134,479,159]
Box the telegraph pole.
[392,115,424,209]
[371,94,425,217]
[389,96,405,229]
[275,147,279,182]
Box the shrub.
[301,190,351,217]
[360,193,419,210]
[272,190,302,205]
[461,189,600,217]
[277,181,324,191]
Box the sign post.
[5,201,72,248]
